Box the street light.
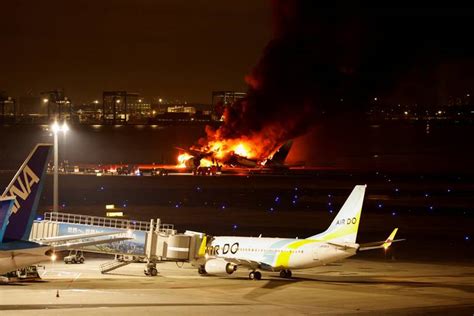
[51,121,68,213]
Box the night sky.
[0,0,271,103]
[3,2,474,108]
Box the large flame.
[177,153,215,168]
[177,153,193,168]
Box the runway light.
[232,224,238,230]
[51,121,68,134]
[465,236,470,241]
[52,121,60,133]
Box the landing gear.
[198,266,207,275]
[144,262,158,276]
[249,271,262,280]
[279,269,292,278]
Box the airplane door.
[312,245,320,261]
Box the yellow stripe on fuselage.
[274,209,362,268]
[274,239,318,268]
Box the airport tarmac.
[1,258,473,315]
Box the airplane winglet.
[358,228,405,251]
[383,228,398,250]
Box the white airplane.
[0,144,131,278]
[193,185,403,280]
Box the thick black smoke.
[206,2,474,157]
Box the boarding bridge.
[30,212,207,275]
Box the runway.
[1,258,473,315]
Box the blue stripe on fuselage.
[261,239,294,266]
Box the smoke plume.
[203,2,474,160]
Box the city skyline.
[0,0,270,104]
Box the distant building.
[39,89,72,121]
[0,92,16,123]
[102,91,149,124]
[167,105,196,114]
[211,91,246,119]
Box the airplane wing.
[358,228,405,251]
[219,257,261,269]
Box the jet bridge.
[30,212,207,275]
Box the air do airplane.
[193,185,403,280]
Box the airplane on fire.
[192,185,404,280]
[0,144,131,279]
[177,140,298,170]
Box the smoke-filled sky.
[0,0,271,104]
[203,3,474,159]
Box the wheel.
[254,271,262,280]
[198,266,207,275]
[279,269,292,278]
[79,258,84,264]
[249,271,255,280]
[150,268,158,276]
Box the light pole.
[51,121,69,213]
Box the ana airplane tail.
[308,185,366,243]
[0,197,15,242]
[268,140,293,166]
[1,144,52,242]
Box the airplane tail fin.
[1,144,52,241]
[308,185,366,243]
[269,140,293,165]
[0,197,15,242]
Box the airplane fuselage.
[0,242,50,275]
[207,236,356,271]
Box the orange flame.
[177,153,214,168]
[177,153,193,168]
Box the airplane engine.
[184,158,196,169]
[204,259,237,275]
